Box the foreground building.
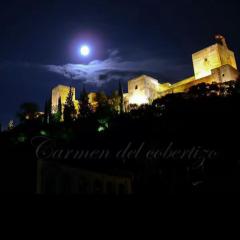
[37,160,133,195]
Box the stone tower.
[127,75,160,105]
[192,35,237,80]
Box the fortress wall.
[192,43,238,80]
[157,75,215,98]
[128,75,159,105]
[218,44,237,70]
[229,51,237,69]
[128,76,146,96]
[192,44,222,80]
[51,85,78,114]
[212,64,239,83]
[128,76,149,105]
[158,64,239,98]
[159,83,172,92]
[145,76,160,102]
[171,76,196,89]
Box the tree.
[96,91,108,105]
[110,90,121,113]
[188,83,209,98]
[44,99,52,124]
[108,81,125,114]
[96,91,112,117]
[79,86,93,118]
[18,102,39,123]
[225,80,237,96]
[152,98,165,109]
[53,97,63,123]
[58,97,62,117]
[118,81,124,113]
[63,87,77,123]
[209,82,220,96]
[234,78,240,95]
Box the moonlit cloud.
[0,50,192,88]
[44,50,191,86]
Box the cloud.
[44,50,192,86]
[0,50,192,87]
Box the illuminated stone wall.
[125,41,239,106]
[192,44,237,80]
[211,64,239,83]
[218,44,237,70]
[51,85,78,114]
[125,65,239,106]
[167,65,239,94]
[156,64,239,98]
[157,76,196,98]
[128,75,160,105]
[172,75,214,93]
[88,92,98,111]
[171,76,195,89]
[159,82,172,92]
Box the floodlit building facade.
[51,85,79,114]
[124,35,239,105]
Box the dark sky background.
[0,0,239,128]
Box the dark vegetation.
[1,79,240,194]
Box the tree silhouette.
[44,98,52,124]
[152,98,165,109]
[225,80,236,96]
[96,91,113,118]
[118,80,124,114]
[79,86,93,118]
[18,102,39,122]
[234,78,240,95]
[209,82,220,96]
[110,90,121,113]
[63,87,77,123]
[53,97,63,122]
[58,97,62,117]
[188,83,209,98]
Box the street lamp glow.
[80,45,90,56]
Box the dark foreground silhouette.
[1,81,240,194]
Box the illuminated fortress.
[124,35,239,105]
[52,35,239,111]
[51,85,79,115]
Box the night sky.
[0,0,239,128]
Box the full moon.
[80,45,90,56]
